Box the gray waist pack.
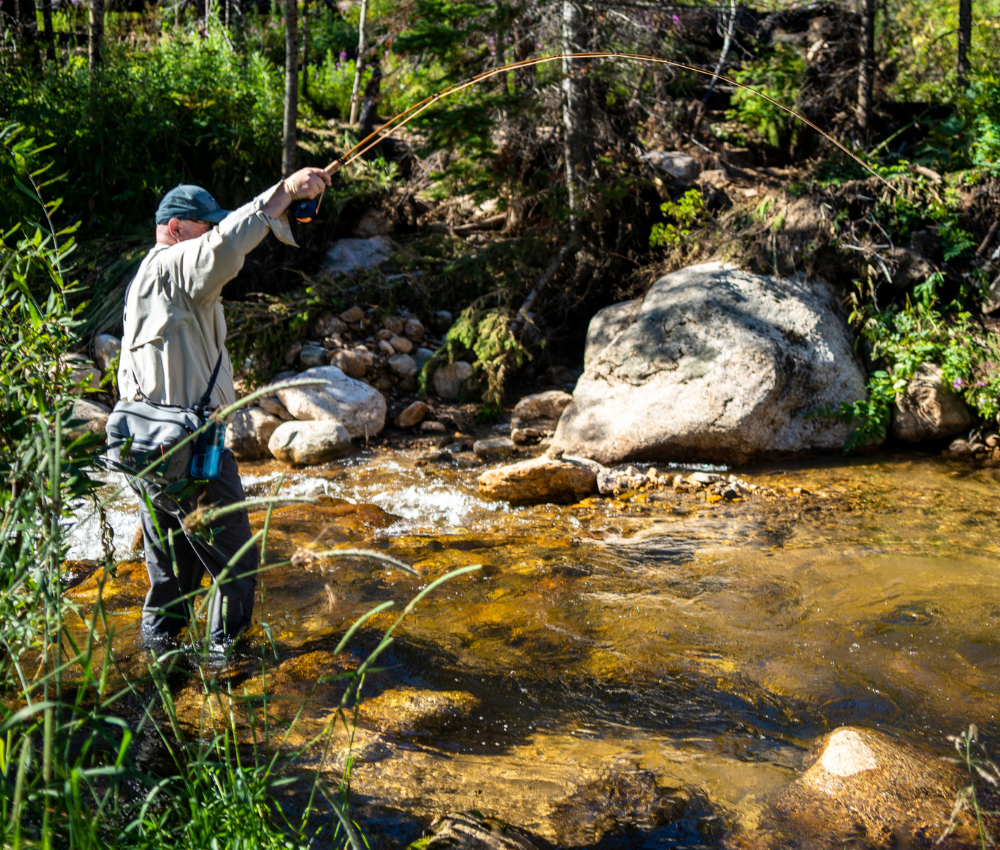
[106,401,201,483]
[105,348,224,484]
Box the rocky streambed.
[66,447,1000,849]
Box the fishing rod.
[293,50,894,223]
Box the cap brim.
[202,208,231,223]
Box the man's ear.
[168,217,182,240]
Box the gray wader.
[131,450,258,643]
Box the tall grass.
[0,127,478,849]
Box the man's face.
[168,218,214,242]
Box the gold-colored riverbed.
[66,450,1000,847]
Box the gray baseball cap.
[155,184,230,225]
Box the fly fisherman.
[117,168,331,647]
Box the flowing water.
[66,450,1000,848]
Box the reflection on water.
[66,450,1000,846]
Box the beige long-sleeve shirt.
[118,184,296,412]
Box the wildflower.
[953,378,964,390]
[672,14,682,27]
[339,50,347,61]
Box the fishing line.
[294,50,893,222]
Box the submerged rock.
[225,406,281,460]
[273,366,386,438]
[893,363,972,443]
[727,727,976,850]
[267,420,351,464]
[473,436,517,460]
[410,812,538,850]
[478,455,598,503]
[552,263,868,465]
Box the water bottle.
[190,421,226,480]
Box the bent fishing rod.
[293,50,894,223]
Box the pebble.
[328,349,367,379]
[376,328,393,341]
[388,353,418,379]
[378,340,395,356]
[394,401,428,428]
[404,318,424,342]
[420,421,447,433]
[383,315,405,335]
[283,341,302,366]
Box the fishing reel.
[291,156,346,224]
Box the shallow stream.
[67,450,1000,847]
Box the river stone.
[892,363,972,443]
[299,344,328,369]
[93,334,121,375]
[433,361,475,400]
[552,263,868,465]
[511,391,573,432]
[340,304,365,323]
[728,727,976,850]
[413,347,434,372]
[267,420,351,465]
[474,436,517,460]
[388,353,418,380]
[478,455,597,503]
[273,366,386,439]
[328,349,367,379]
[404,318,424,342]
[394,401,427,428]
[389,334,413,354]
[411,812,537,850]
[258,395,293,421]
[70,398,110,435]
[314,315,348,337]
[584,299,639,370]
[642,151,701,184]
[319,236,394,277]
[283,340,303,366]
[432,310,453,332]
[61,354,101,393]
[225,407,281,460]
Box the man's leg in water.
[134,451,258,643]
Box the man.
[118,167,330,646]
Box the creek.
[66,450,1000,848]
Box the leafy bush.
[723,43,806,153]
[650,189,708,247]
[0,30,284,231]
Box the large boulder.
[584,299,639,370]
[225,407,281,460]
[273,366,386,439]
[93,334,121,375]
[726,727,978,850]
[892,363,972,443]
[268,420,351,465]
[319,236,394,277]
[552,263,868,465]
[478,455,598,504]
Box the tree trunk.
[957,0,972,88]
[17,0,39,62]
[282,0,298,176]
[301,0,309,96]
[358,63,381,135]
[512,10,536,94]
[88,0,104,74]
[230,0,244,41]
[40,0,54,61]
[561,0,592,230]
[855,0,876,135]
[349,0,368,124]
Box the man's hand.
[262,167,332,219]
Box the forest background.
[2,0,1000,440]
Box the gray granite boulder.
[552,263,869,465]
[273,366,386,439]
